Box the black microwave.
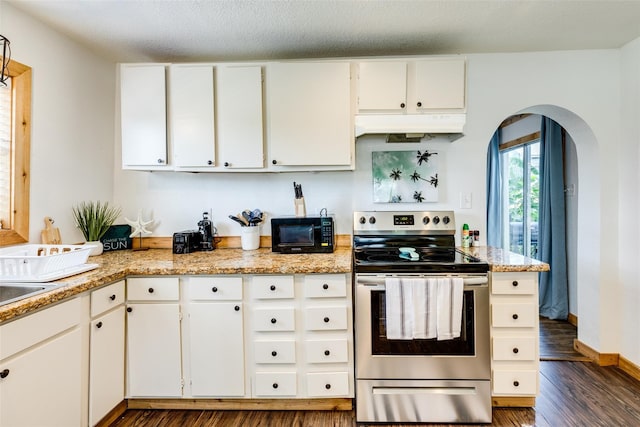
[271,216,335,253]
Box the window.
[0,59,31,246]
[501,139,540,258]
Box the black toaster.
[172,230,202,254]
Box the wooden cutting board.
[41,217,62,244]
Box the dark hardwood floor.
[111,319,640,426]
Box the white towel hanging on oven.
[412,278,438,339]
[436,277,464,340]
[385,278,413,339]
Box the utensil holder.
[241,226,261,250]
[294,197,306,217]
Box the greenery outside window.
[0,59,31,247]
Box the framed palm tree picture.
[372,150,439,203]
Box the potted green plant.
[72,201,121,255]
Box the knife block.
[294,197,306,217]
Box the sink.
[0,283,57,306]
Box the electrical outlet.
[460,192,472,209]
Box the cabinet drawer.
[492,273,537,295]
[0,298,82,360]
[253,307,296,331]
[305,306,348,331]
[306,339,349,364]
[188,276,242,300]
[252,276,294,299]
[492,336,537,361]
[306,372,350,397]
[91,281,125,317]
[492,369,537,395]
[254,340,296,364]
[491,303,536,328]
[254,372,297,396]
[127,277,179,301]
[305,275,347,298]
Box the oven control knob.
[369,216,376,224]
[359,216,366,224]
[443,216,450,224]
[422,216,430,225]
[433,216,440,224]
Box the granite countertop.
[0,245,547,323]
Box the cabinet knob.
[400,102,406,108]
[513,381,520,387]
[417,101,422,107]
[224,162,229,167]
[208,160,214,165]
[513,347,519,354]
[272,160,277,165]
[157,158,164,164]
[512,313,519,320]
[127,307,133,313]
[322,283,329,290]
[148,287,154,294]
[212,287,218,293]
[270,285,276,291]
[271,351,278,357]
[0,369,9,379]
[96,321,103,329]
[109,294,116,301]
[272,383,278,389]
[271,318,277,324]
[325,383,331,390]
[234,305,240,311]
[324,350,330,356]
[323,317,330,323]
[512,280,519,287]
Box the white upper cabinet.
[120,64,169,169]
[266,62,353,169]
[170,65,216,168]
[216,65,264,169]
[357,57,466,113]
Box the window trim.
[0,59,31,246]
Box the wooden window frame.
[0,59,31,246]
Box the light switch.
[460,192,472,209]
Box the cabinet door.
[188,302,245,396]
[126,303,182,397]
[90,306,125,426]
[120,64,168,168]
[414,58,466,110]
[357,61,407,112]
[267,62,352,167]
[217,66,264,169]
[0,329,82,427]
[170,65,216,168]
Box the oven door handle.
[357,276,488,287]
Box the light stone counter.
[460,246,550,273]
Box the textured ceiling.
[6,0,640,62]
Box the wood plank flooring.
[539,316,590,361]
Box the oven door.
[355,274,490,380]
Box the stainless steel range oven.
[353,211,491,424]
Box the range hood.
[354,113,466,142]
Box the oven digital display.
[393,215,414,226]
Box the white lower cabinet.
[0,298,84,427]
[490,272,540,398]
[126,277,182,397]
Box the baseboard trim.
[492,396,535,407]
[573,339,619,366]
[127,398,353,411]
[95,400,127,427]
[619,356,640,382]
[567,312,578,327]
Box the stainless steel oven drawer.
[356,379,491,423]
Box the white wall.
[2,3,116,244]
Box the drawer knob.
[400,102,406,108]
[512,280,519,287]
[271,351,278,357]
[212,287,218,293]
[148,287,154,294]
[109,294,116,301]
[234,305,240,311]
[325,383,331,390]
[96,321,103,329]
[271,318,277,324]
[322,283,329,290]
[272,383,278,389]
[513,347,519,354]
[512,314,519,320]
[127,307,133,313]
[270,285,276,291]
[0,369,9,379]
[513,380,520,387]
[324,317,330,323]
[417,101,422,107]
[324,350,330,356]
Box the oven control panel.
[354,211,457,234]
